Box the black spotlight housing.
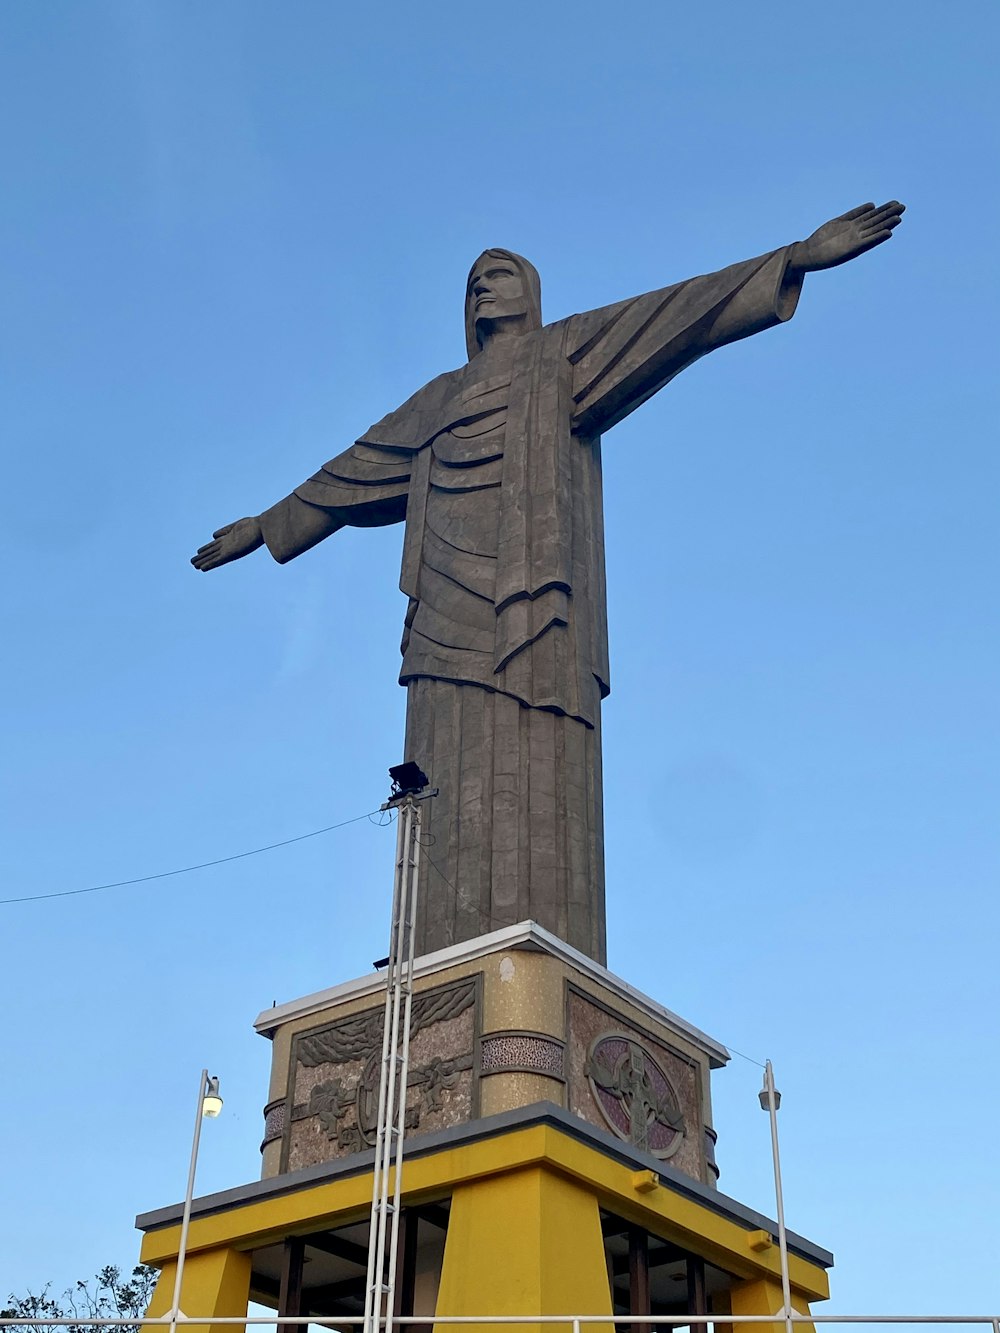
[387,761,429,803]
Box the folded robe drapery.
[258,248,801,962]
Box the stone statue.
[193,201,904,964]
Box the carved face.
[467,256,528,326]
[464,248,542,360]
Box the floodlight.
[387,761,429,801]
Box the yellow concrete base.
[436,1163,613,1333]
[140,1117,828,1330]
[143,1247,251,1333]
[730,1276,816,1333]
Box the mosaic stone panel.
[480,1031,564,1077]
[260,1098,286,1149]
[704,1123,720,1182]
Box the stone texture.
[480,1032,565,1076]
[260,1099,285,1150]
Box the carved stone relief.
[281,977,479,1172]
[565,983,706,1182]
[586,1032,684,1158]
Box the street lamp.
[202,1076,224,1118]
[169,1070,223,1333]
[759,1060,793,1333]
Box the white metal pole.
[385,797,421,1333]
[381,809,408,1333]
[379,795,415,1333]
[365,801,410,1333]
[169,1069,208,1333]
[763,1060,793,1333]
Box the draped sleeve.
[566,247,802,436]
[257,367,466,565]
[258,442,412,564]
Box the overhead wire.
[0,807,389,907]
[3,801,769,1065]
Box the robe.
[259,247,802,963]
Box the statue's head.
[465,248,542,360]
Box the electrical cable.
[12,806,770,1066]
[723,1045,766,1070]
[0,808,389,907]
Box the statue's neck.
[476,313,528,354]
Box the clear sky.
[1,0,997,1317]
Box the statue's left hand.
[191,517,264,571]
[793,200,905,273]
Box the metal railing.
[2,1315,999,1328]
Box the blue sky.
[1,0,997,1316]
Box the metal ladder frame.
[362,792,423,1333]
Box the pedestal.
[137,924,832,1329]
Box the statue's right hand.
[191,517,264,571]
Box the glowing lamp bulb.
[202,1075,223,1118]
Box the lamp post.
[759,1060,793,1333]
[169,1070,223,1333]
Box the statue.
[193,201,904,964]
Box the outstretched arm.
[568,198,905,435]
[787,200,905,276]
[191,439,413,572]
[702,199,905,350]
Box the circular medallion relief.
[586,1032,685,1159]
